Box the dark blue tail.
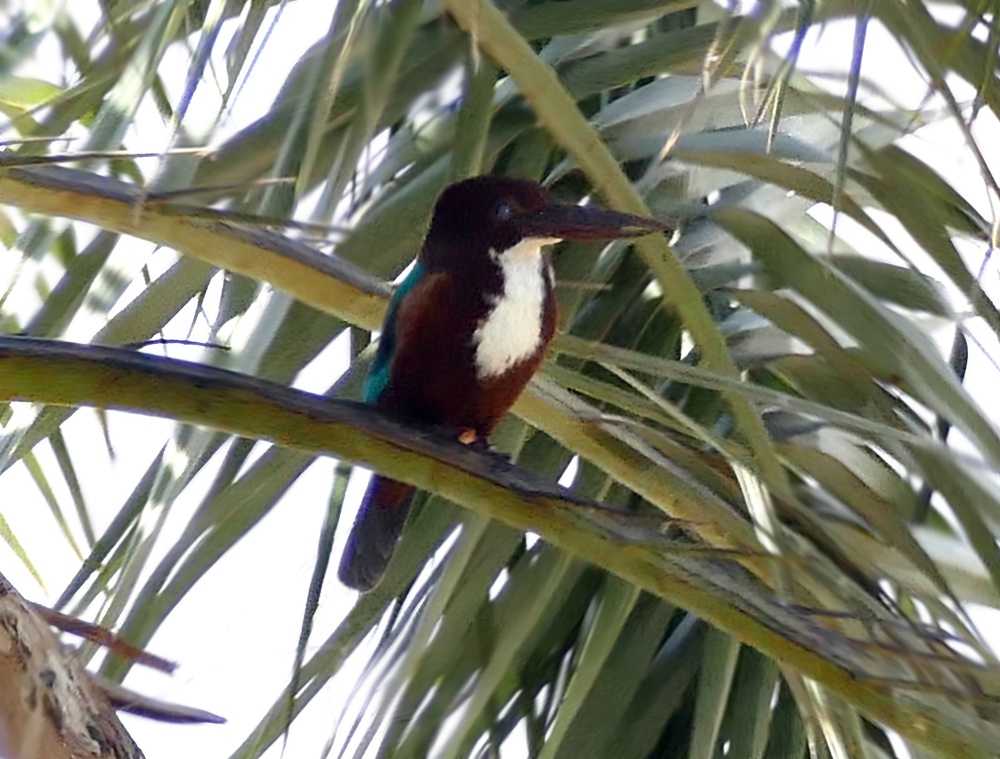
[338,476,416,591]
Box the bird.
[338,175,667,591]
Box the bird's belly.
[383,342,542,438]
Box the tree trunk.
[0,572,142,759]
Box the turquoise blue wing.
[363,262,425,404]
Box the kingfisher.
[338,175,667,591]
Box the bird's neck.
[470,239,555,379]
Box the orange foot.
[460,433,512,464]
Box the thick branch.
[0,337,993,758]
[0,162,388,330]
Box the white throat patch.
[472,237,557,378]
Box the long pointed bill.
[515,204,669,241]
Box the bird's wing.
[363,262,430,403]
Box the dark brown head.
[421,176,667,273]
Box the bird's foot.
[424,426,513,463]
[462,433,514,464]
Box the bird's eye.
[494,201,514,220]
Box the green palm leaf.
[1,2,999,758]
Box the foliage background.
[2,0,1000,757]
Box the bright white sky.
[0,2,998,759]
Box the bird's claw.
[467,436,513,464]
[424,425,513,463]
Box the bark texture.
[0,572,142,759]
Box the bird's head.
[421,176,668,272]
